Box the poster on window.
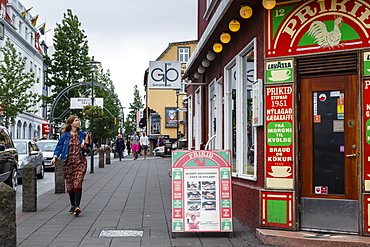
[171,150,233,233]
[265,85,294,189]
[165,107,178,127]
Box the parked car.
[172,137,187,150]
[153,146,165,157]
[37,140,58,171]
[14,140,44,181]
[0,127,18,190]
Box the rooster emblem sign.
[307,16,343,48]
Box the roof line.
[156,40,198,61]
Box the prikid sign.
[266,0,370,58]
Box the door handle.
[346,154,356,157]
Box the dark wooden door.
[299,75,358,200]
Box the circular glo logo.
[318,93,327,102]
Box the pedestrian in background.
[40,134,48,140]
[157,135,164,147]
[50,115,90,216]
[178,131,185,139]
[115,134,125,161]
[126,137,131,156]
[140,132,149,160]
[130,131,140,160]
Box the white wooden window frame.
[195,87,202,150]
[224,38,258,180]
[187,94,193,150]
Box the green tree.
[44,9,90,123]
[124,85,144,138]
[0,39,40,128]
[91,68,121,145]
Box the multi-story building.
[143,40,197,151]
[0,0,49,139]
[185,0,370,240]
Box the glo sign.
[149,61,181,89]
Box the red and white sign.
[265,86,294,188]
[364,80,370,191]
[315,186,328,194]
[266,0,370,58]
[42,123,51,133]
[171,150,233,233]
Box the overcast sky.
[20,0,197,113]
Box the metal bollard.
[105,147,111,164]
[98,149,105,168]
[54,159,65,194]
[22,163,37,212]
[0,182,16,246]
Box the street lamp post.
[86,60,101,174]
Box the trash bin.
[164,143,172,156]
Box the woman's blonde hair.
[62,115,78,134]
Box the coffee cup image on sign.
[187,181,200,190]
[202,181,215,190]
[269,70,291,81]
[268,166,292,177]
[202,201,216,210]
[202,191,216,200]
[187,191,201,200]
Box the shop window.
[150,113,161,135]
[240,46,256,178]
[208,79,222,150]
[224,61,237,170]
[225,39,257,180]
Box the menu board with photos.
[171,150,233,234]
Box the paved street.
[16,155,268,247]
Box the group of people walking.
[116,131,149,160]
[50,115,159,217]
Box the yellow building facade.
[144,40,197,146]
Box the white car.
[14,140,44,180]
[37,140,58,170]
[152,146,165,157]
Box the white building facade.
[0,0,48,140]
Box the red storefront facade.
[185,0,370,237]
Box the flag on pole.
[21,7,33,18]
[30,15,38,27]
[38,22,46,35]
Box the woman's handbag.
[82,133,91,154]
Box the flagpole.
[35,22,45,29]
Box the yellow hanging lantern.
[220,32,231,44]
[229,20,241,32]
[262,0,276,9]
[213,43,223,53]
[240,5,253,19]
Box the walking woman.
[115,134,125,161]
[50,115,90,216]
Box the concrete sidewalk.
[16,155,267,247]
